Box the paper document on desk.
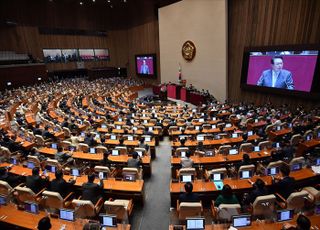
[214,181,224,190]
[311,166,320,174]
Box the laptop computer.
[51,143,58,149]
[127,136,134,141]
[276,210,294,222]
[180,151,186,158]
[232,215,251,228]
[247,131,253,136]
[267,167,279,175]
[229,149,238,155]
[101,124,107,129]
[110,135,117,140]
[70,168,80,177]
[27,161,35,169]
[180,175,194,183]
[240,170,252,179]
[145,136,151,142]
[211,173,224,181]
[59,209,75,221]
[186,218,205,230]
[25,202,39,214]
[111,149,119,156]
[254,146,260,152]
[291,162,303,171]
[232,133,238,138]
[45,165,56,173]
[0,195,7,205]
[197,136,204,141]
[89,148,96,154]
[98,171,108,180]
[99,214,117,227]
[123,173,136,181]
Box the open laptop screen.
[232,133,238,138]
[211,173,224,181]
[25,202,39,214]
[145,136,151,142]
[89,148,96,154]
[180,175,193,183]
[98,171,108,180]
[229,149,238,155]
[112,149,119,156]
[71,168,80,177]
[232,215,251,227]
[51,143,58,149]
[59,209,75,221]
[254,146,260,152]
[45,165,56,173]
[276,210,294,222]
[99,214,117,227]
[247,131,253,136]
[27,161,35,169]
[186,218,205,230]
[127,136,134,141]
[291,163,302,171]
[0,195,7,205]
[123,173,136,181]
[196,136,204,141]
[240,170,252,179]
[267,167,279,175]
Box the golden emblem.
[182,40,196,61]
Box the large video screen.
[246,51,318,92]
[43,49,62,63]
[61,49,79,62]
[79,49,95,61]
[94,49,109,60]
[135,54,156,77]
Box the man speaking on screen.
[257,56,294,90]
[140,60,150,74]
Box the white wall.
[159,0,227,101]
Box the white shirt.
[272,70,279,87]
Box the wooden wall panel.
[228,0,320,108]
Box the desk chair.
[251,194,276,218]
[27,155,41,168]
[177,200,203,222]
[211,201,241,222]
[0,180,13,197]
[96,146,108,154]
[72,198,104,219]
[245,118,254,125]
[266,160,284,172]
[104,199,134,222]
[303,186,320,202]
[45,159,62,170]
[265,124,274,134]
[62,127,71,138]
[0,147,16,162]
[289,157,304,168]
[218,145,231,155]
[61,141,72,150]
[303,130,314,140]
[169,126,179,134]
[276,190,310,212]
[175,147,189,157]
[78,143,89,153]
[42,190,74,214]
[35,135,51,147]
[134,147,147,157]
[206,168,227,181]
[122,167,141,180]
[153,126,163,135]
[290,134,303,146]
[94,166,111,177]
[115,146,128,155]
[258,141,272,150]
[239,143,254,153]
[238,164,255,178]
[14,186,44,206]
[177,168,196,180]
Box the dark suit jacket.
[49,178,74,198]
[257,69,294,89]
[26,175,49,194]
[82,181,103,204]
[179,192,200,203]
[0,173,22,187]
[248,188,269,204]
[274,176,296,199]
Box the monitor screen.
[275,142,280,148]
[180,175,193,183]
[51,143,58,149]
[212,125,216,129]
[267,167,279,175]
[199,118,205,122]
[291,163,302,171]
[27,161,35,169]
[148,127,153,131]
[81,132,86,137]
[232,133,238,138]
[25,202,39,214]
[10,158,17,165]
[196,136,205,141]
[212,173,223,181]
[112,150,119,156]
[240,170,252,179]
[306,135,312,141]
[0,195,7,205]
[45,165,56,173]
[101,124,107,129]
[243,50,319,93]
[247,131,253,136]
[276,210,294,222]
[71,168,80,177]
[123,174,136,181]
[127,136,134,141]
[136,151,143,157]
[69,146,76,152]
[180,151,186,158]
[315,203,320,215]
[110,135,117,140]
[226,123,232,128]
[186,218,205,230]
[59,209,75,221]
[145,136,151,142]
[135,54,157,77]
[99,214,117,227]
[315,158,320,166]
[98,171,108,180]
[195,126,200,131]
[116,125,121,130]
[232,215,251,228]
[89,148,96,154]
[229,149,238,155]
[254,146,260,152]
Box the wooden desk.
[269,128,292,140]
[247,121,267,130]
[0,203,130,230]
[72,152,104,161]
[296,139,320,156]
[169,215,320,230]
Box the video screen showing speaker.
[79,49,95,61]
[43,49,62,63]
[135,54,157,78]
[94,49,110,61]
[61,49,79,62]
[241,46,320,98]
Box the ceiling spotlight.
[92,0,95,2]
[110,5,113,8]
[124,0,127,2]
[80,1,83,5]
[107,0,111,3]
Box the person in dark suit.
[33,124,43,136]
[49,169,75,198]
[247,178,269,204]
[257,56,294,90]
[26,167,49,194]
[42,126,54,140]
[84,133,97,147]
[179,182,200,202]
[61,118,69,128]
[0,166,23,187]
[140,60,150,74]
[81,173,104,204]
[272,163,296,199]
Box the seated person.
[0,166,23,187]
[245,178,269,205]
[282,214,311,230]
[179,182,200,202]
[180,150,194,168]
[37,216,52,230]
[235,153,252,171]
[272,163,296,199]
[54,146,71,163]
[139,137,149,151]
[49,169,75,198]
[82,173,104,204]
[214,184,239,207]
[127,151,141,169]
[26,167,49,194]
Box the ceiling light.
[80,1,83,5]
[110,5,113,8]
[107,0,111,3]
[93,0,95,2]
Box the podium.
[167,84,181,99]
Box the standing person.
[257,56,294,89]
[140,60,150,74]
